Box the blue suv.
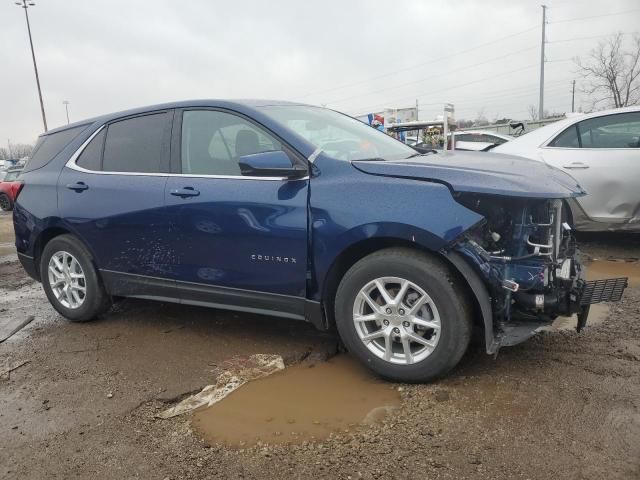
[13,100,627,382]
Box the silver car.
[492,106,640,232]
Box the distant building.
[355,106,418,129]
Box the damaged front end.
[450,193,628,354]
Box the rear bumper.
[17,253,40,282]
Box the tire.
[40,234,111,322]
[0,193,12,212]
[335,248,472,383]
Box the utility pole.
[415,98,419,121]
[63,100,70,124]
[538,5,547,121]
[15,0,48,132]
[571,80,576,113]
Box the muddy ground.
[0,210,639,479]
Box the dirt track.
[1,211,639,479]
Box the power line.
[351,76,573,118]
[295,24,539,100]
[548,31,639,43]
[324,46,538,106]
[451,87,575,115]
[350,64,538,115]
[549,9,640,24]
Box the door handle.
[170,187,200,198]
[563,162,589,169]
[66,182,89,192]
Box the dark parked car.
[12,100,627,382]
[0,167,24,211]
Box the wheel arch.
[320,237,492,348]
[32,226,97,281]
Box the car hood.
[351,151,586,198]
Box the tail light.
[10,181,24,202]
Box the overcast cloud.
[1,0,639,144]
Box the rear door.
[164,108,309,315]
[58,111,176,283]
[541,111,640,223]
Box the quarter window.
[549,125,580,148]
[24,125,87,173]
[76,129,105,171]
[102,113,170,173]
[181,110,282,176]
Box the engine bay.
[451,192,627,351]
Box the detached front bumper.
[574,277,628,331]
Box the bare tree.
[473,108,489,126]
[0,144,34,160]
[528,105,538,120]
[574,33,640,109]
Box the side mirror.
[238,151,306,178]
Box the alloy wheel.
[352,276,441,365]
[47,251,87,309]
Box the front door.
[541,111,640,224]
[164,109,309,316]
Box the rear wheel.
[335,248,472,382]
[0,193,12,211]
[40,234,111,322]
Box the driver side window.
[181,110,282,176]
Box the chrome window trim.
[308,147,322,163]
[65,125,308,181]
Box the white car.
[454,131,513,151]
[492,106,640,232]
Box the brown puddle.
[552,303,610,331]
[191,355,400,447]
[586,259,640,288]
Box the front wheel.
[335,248,472,383]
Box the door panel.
[58,169,174,276]
[58,110,175,278]
[542,148,639,221]
[164,108,310,302]
[542,112,640,223]
[164,176,308,297]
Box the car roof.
[492,105,640,153]
[42,99,312,137]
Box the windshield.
[259,105,416,161]
[4,170,21,181]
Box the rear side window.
[76,129,106,171]
[549,125,580,148]
[576,112,640,148]
[23,125,87,173]
[102,112,170,173]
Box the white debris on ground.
[157,353,285,419]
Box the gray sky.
[1,0,639,144]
